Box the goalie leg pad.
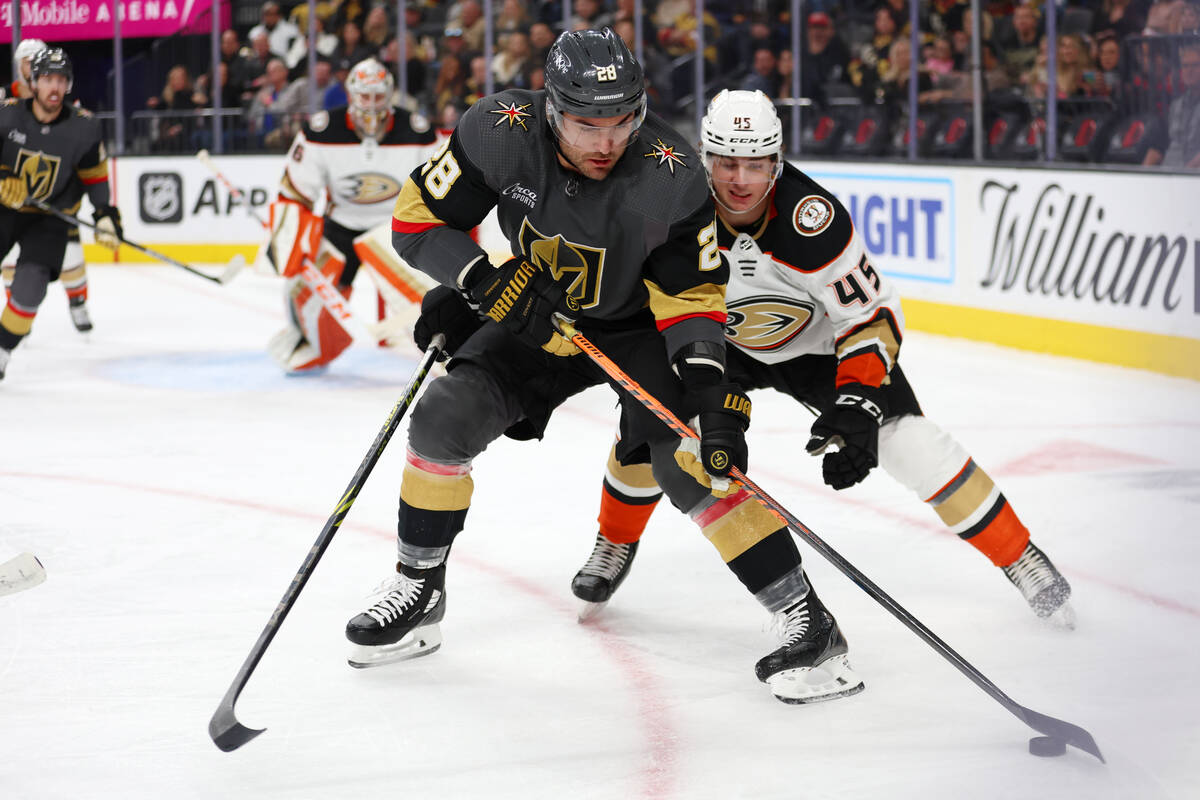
[280,275,354,372]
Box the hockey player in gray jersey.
[568,91,1076,649]
[0,49,120,380]
[345,29,859,703]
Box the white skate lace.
[769,598,812,647]
[364,573,425,626]
[1003,544,1058,600]
[579,535,631,581]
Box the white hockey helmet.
[16,39,48,63]
[701,89,783,158]
[346,58,394,140]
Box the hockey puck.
[1028,736,1067,757]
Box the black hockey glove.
[93,205,123,252]
[414,285,483,361]
[674,363,751,496]
[463,256,579,356]
[806,384,886,490]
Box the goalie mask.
[346,58,394,140]
[544,27,646,150]
[700,89,783,214]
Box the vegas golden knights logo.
[725,295,816,352]
[16,149,61,203]
[517,217,606,310]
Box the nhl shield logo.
[139,173,184,224]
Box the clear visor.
[555,113,639,151]
[703,153,780,186]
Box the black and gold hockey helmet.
[30,47,73,92]
[545,27,646,127]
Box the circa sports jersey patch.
[643,138,687,174]
[335,172,403,204]
[725,295,816,352]
[491,101,532,130]
[793,195,835,236]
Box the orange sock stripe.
[598,483,659,544]
[959,497,1031,567]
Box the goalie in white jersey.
[264,58,441,372]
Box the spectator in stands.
[1029,33,1103,99]
[363,5,392,54]
[776,48,795,100]
[850,6,899,101]
[496,0,532,36]
[285,54,341,112]
[529,22,556,63]
[286,6,340,72]
[332,0,367,31]
[491,29,533,90]
[250,57,305,149]
[1169,2,1200,31]
[463,54,489,106]
[741,48,780,97]
[237,31,274,104]
[1093,0,1147,39]
[876,37,933,107]
[249,1,302,63]
[801,12,850,104]
[1143,42,1200,167]
[433,54,467,114]
[330,57,353,105]
[380,33,429,100]
[333,20,374,67]
[146,65,200,152]
[928,0,970,37]
[572,0,614,30]
[926,35,957,76]
[1146,0,1187,34]
[1094,31,1130,104]
[996,3,1042,82]
[529,66,545,90]
[440,27,472,67]
[453,1,487,53]
[194,61,242,111]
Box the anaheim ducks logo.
[518,217,604,310]
[16,149,60,203]
[725,295,816,352]
[335,172,403,204]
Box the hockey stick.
[195,149,270,228]
[209,334,445,753]
[559,321,1105,763]
[0,552,46,597]
[294,258,398,343]
[27,197,245,285]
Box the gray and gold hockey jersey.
[391,88,728,362]
[0,98,109,215]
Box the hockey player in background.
[0,49,120,380]
[562,91,1075,631]
[264,57,440,373]
[3,38,95,334]
[347,29,864,705]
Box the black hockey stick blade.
[1013,701,1106,762]
[209,701,265,752]
[207,336,444,752]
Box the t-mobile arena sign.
[1,0,229,42]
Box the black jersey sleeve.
[75,117,112,211]
[391,105,498,287]
[642,192,730,365]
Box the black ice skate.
[346,563,446,668]
[69,299,93,332]
[755,589,864,704]
[1003,541,1075,629]
[572,533,638,621]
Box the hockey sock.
[396,448,474,568]
[925,459,1030,567]
[61,264,88,305]
[597,446,662,544]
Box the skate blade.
[348,624,443,669]
[576,599,608,622]
[1040,601,1077,631]
[766,654,865,705]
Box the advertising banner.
[804,161,1200,342]
[114,154,281,247]
[1,0,227,43]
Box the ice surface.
[2,264,1197,799]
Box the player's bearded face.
[706,155,777,213]
[33,74,69,113]
[557,112,634,180]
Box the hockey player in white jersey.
[567,91,1076,650]
[264,57,440,372]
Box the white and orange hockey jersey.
[715,162,905,390]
